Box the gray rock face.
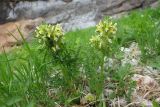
[0,2,10,24]
[96,0,157,15]
[0,0,159,31]
[6,0,99,31]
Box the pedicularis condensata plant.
[89,18,117,107]
[90,18,117,55]
[35,23,80,91]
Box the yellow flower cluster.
[35,24,64,52]
[84,93,96,102]
[90,18,117,52]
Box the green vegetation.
[0,7,160,107]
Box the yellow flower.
[90,36,101,48]
[96,20,104,33]
[35,23,64,52]
[84,93,96,102]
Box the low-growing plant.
[87,18,136,106]
[130,13,160,62]
[116,8,160,63]
[88,18,117,106]
[108,65,136,101]
[35,23,82,105]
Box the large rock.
[6,0,99,31]
[1,0,158,31]
[96,0,157,15]
[0,2,10,24]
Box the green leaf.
[26,101,35,107]
[152,100,160,107]
[6,96,22,106]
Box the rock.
[96,0,158,15]
[0,0,158,31]
[0,2,10,24]
[0,17,44,51]
[104,89,113,97]
[61,11,97,31]
[63,0,72,2]
[132,74,160,103]
[104,57,119,70]
[6,0,99,31]
[150,1,159,8]
[110,98,127,107]
[121,42,141,66]
[132,74,159,90]
[133,66,160,81]
[128,99,153,107]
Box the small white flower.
[120,47,124,52]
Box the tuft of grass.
[115,8,160,63]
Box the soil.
[0,17,43,52]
